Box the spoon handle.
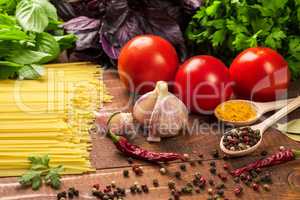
[256,96,300,133]
[255,98,295,113]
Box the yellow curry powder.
[215,101,257,122]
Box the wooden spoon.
[215,98,295,126]
[220,96,300,157]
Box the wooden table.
[0,70,300,200]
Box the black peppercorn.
[175,171,181,179]
[180,164,186,171]
[168,181,176,190]
[127,157,133,164]
[210,167,216,174]
[190,161,196,166]
[261,150,268,156]
[153,179,159,187]
[67,191,74,199]
[123,170,129,177]
[209,161,216,167]
[211,150,219,158]
[141,184,149,193]
[217,189,224,196]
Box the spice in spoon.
[215,101,257,122]
[222,127,261,151]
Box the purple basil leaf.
[144,8,187,60]
[100,33,120,59]
[52,0,108,19]
[142,0,181,21]
[182,0,202,14]
[63,16,101,31]
[50,0,77,21]
[100,0,145,59]
[63,16,101,51]
[55,0,202,64]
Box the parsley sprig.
[18,155,64,190]
[186,0,300,79]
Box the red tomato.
[230,47,290,101]
[118,35,179,94]
[174,55,233,114]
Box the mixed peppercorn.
[56,148,280,200]
[223,127,261,151]
[57,187,79,200]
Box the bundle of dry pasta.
[0,62,112,177]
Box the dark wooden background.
[0,70,299,200]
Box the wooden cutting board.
[0,70,299,200]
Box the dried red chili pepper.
[106,112,185,163]
[231,149,300,177]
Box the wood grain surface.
[0,70,299,200]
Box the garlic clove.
[95,111,136,136]
[133,88,158,125]
[146,81,189,142]
[94,111,110,134]
[158,95,188,137]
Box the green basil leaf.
[0,61,22,79]
[15,0,57,33]
[16,0,48,33]
[0,0,17,14]
[0,14,17,26]
[18,64,44,80]
[54,34,77,50]
[35,32,60,63]
[6,48,51,64]
[45,20,63,32]
[39,0,57,21]
[0,26,29,41]
[0,61,23,67]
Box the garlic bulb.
[133,81,188,142]
[95,111,136,137]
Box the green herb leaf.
[18,170,42,190]
[16,0,49,33]
[210,29,225,47]
[288,36,300,59]
[0,26,29,41]
[19,155,64,190]
[261,0,288,13]
[44,165,63,189]
[45,20,63,32]
[0,0,17,14]
[287,57,300,80]
[186,0,300,78]
[6,47,51,65]
[206,1,221,16]
[15,0,57,33]
[18,64,44,80]
[264,28,286,49]
[28,155,49,170]
[0,61,23,79]
[35,32,60,63]
[39,0,58,21]
[54,34,77,50]
[31,175,42,190]
[0,61,23,68]
[0,14,17,26]
[226,19,249,34]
